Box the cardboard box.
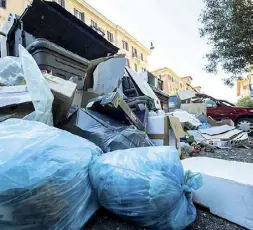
[182,157,253,229]
[147,115,186,151]
[44,74,77,124]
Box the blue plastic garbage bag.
[0,119,102,230]
[89,146,203,230]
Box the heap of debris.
[0,0,252,230]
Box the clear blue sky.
[86,0,237,102]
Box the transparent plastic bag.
[19,45,54,126]
[0,57,25,86]
[0,119,102,230]
[90,146,203,230]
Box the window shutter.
[61,0,65,8]
[81,12,85,22]
[0,0,6,8]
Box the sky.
[86,0,238,102]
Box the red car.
[168,93,253,135]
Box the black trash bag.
[59,109,153,153]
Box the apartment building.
[236,74,253,98]
[0,0,151,72]
[152,67,201,95]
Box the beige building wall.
[0,0,150,71]
[152,67,201,95]
[237,74,253,98]
[0,0,30,27]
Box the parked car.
[168,93,253,135]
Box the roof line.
[75,0,150,53]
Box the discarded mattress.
[0,119,102,229]
[182,157,253,229]
[59,109,153,153]
[90,146,203,230]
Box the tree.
[236,96,253,107]
[199,0,253,85]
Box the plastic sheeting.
[0,119,102,230]
[19,45,54,126]
[0,45,54,126]
[90,146,203,230]
[0,57,25,86]
[59,109,153,153]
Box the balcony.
[90,25,105,37]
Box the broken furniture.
[182,157,253,229]
[87,91,146,131]
[59,109,153,153]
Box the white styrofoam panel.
[182,157,253,229]
[147,116,165,134]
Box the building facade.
[0,0,151,72]
[152,67,201,95]
[152,68,196,95]
[236,74,253,98]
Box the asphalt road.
[85,144,252,230]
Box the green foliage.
[236,96,253,107]
[199,0,253,85]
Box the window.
[107,31,114,42]
[0,0,6,8]
[180,83,183,88]
[74,9,84,22]
[122,40,129,51]
[134,63,138,72]
[204,99,217,108]
[91,20,98,28]
[53,0,65,7]
[171,77,174,82]
[142,67,146,72]
[141,53,144,61]
[168,75,171,80]
[132,47,137,57]
[126,59,130,67]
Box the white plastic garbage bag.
[19,45,54,125]
[0,57,25,86]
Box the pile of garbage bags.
[0,45,203,230]
[90,146,203,230]
[0,119,102,230]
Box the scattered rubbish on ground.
[90,146,202,230]
[182,157,253,229]
[0,1,251,229]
